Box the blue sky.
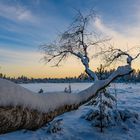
[0,0,140,77]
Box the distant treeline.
[0,69,140,83]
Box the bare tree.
[0,10,139,134]
[41,10,109,81]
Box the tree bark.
[0,65,132,134]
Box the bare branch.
[133,53,140,60]
[41,10,109,81]
[95,45,140,67]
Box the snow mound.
[0,78,78,112]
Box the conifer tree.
[86,64,116,132]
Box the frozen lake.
[20,82,140,93]
[20,82,93,93]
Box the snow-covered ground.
[0,83,140,140]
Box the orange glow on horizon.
[1,57,140,78]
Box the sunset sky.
[0,0,140,78]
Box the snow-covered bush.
[42,119,63,133]
[82,109,139,131]
[64,83,72,93]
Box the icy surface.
[0,82,140,140]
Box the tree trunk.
[0,65,132,134]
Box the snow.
[0,78,83,112]
[77,52,99,81]
[20,82,92,93]
[0,82,139,140]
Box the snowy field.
[0,83,140,140]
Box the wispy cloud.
[94,17,140,48]
[0,47,41,65]
[0,2,37,23]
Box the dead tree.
[0,11,139,134]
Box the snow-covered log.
[0,65,132,134]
